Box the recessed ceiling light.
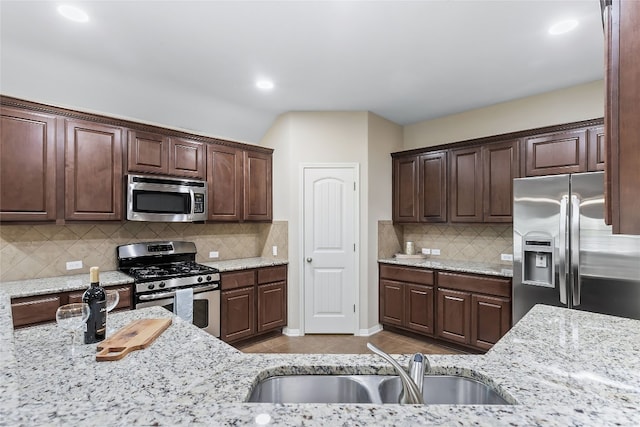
[256,80,275,90]
[549,19,578,35]
[57,4,89,23]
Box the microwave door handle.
[571,195,581,306]
[558,195,568,305]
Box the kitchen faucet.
[366,342,429,404]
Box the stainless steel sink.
[247,375,512,405]
[378,375,510,405]
[247,375,374,404]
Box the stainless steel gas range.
[117,241,221,337]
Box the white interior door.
[303,166,357,334]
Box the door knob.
[306,257,312,263]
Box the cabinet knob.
[306,257,312,263]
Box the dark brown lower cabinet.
[11,285,133,328]
[379,263,511,352]
[220,265,288,343]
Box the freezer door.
[513,174,570,324]
[570,172,640,320]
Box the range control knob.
[147,284,155,290]
[206,275,212,281]
[197,276,203,283]
[159,282,166,288]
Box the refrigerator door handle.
[558,195,568,305]
[571,195,581,306]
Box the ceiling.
[0,0,604,143]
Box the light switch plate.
[272,246,278,256]
[431,249,440,256]
[501,254,513,261]
[421,248,430,255]
[209,251,219,259]
[66,260,83,270]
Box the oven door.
[136,286,220,337]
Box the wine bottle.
[83,266,106,344]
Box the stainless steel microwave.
[126,175,207,222]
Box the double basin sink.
[248,374,511,405]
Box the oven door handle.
[138,284,219,301]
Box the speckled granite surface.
[379,257,513,277]
[202,257,288,272]
[1,295,639,425]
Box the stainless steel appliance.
[117,241,220,337]
[513,171,640,324]
[126,174,207,222]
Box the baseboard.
[357,323,383,337]
[283,327,302,337]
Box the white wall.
[260,111,402,333]
[403,80,604,149]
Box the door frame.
[299,163,360,335]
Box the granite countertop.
[379,257,513,278]
[1,292,639,425]
[0,257,288,299]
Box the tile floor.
[234,330,467,355]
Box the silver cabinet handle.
[558,195,568,305]
[306,257,312,263]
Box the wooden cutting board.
[96,318,172,361]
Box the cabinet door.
[470,294,511,351]
[221,287,255,342]
[524,130,587,176]
[257,281,287,332]
[68,286,132,311]
[0,108,57,221]
[436,288,471,344]
[65,120,123,220]
[605,0,640,234]
[243,150,272,221]
[11,295,60,328]
[207,144,242,221]
[392,156,419,223]
[482,140,519,222]
[587,127,605,172]
[169,137,205,179]
[405,284,434,335]
[379,280,403,327]
[127,130,169,175]
[419,151,447,223]
[450,147,482,222]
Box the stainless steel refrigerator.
[513,171,640,324]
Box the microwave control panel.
[194,193,205,214]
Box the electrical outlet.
[66,260,83,270]
[421,248,431,255]
[431,249,440,256]
[209,251,219,259]
[501,253,513,262]
[272,246,278,256]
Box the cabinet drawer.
[379,265,434,285]
[437,272,511,298]
[221,270,256,290]
[257,265,287,284]
[68,286,132,310]
[11,295,61,327]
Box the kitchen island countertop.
[1,286,639,426]
[379,257,513,277]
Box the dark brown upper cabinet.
[65,119,124,221]
[604,0,640,234]
[524,129,587,177]
[392,155,419,222]
[450,146,483,222]
[0,108,57,221]
[587,127,605,172]
[127,130,205,179]
[419,151,448,222]
[207,144,242,221]
[243,149,272,221]
[482,139,519,222]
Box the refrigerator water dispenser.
[522,236,554,288]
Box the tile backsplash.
[0,221,288,282]
[379,220,512,264]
